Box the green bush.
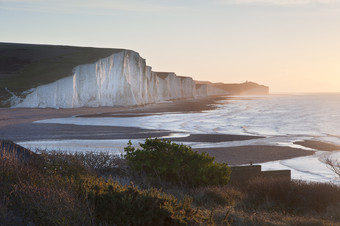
[81,176,208,225]
[124,138,231,187]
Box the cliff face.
[11,50,198,108]
[2,43,271,109]
[195,84,227,97]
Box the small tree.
[124,138,231,187]
[326,158,340,178]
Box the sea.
[19,94,340,184]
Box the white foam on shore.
[261,151,340,184]
[30,94,340,184]
[34,95,340,146]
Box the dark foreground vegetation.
[1,139,340,225]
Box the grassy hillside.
[0,42,123,106]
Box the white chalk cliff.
[196,84,226,97]
[12,50,225,108]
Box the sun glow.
[1,0,340,93]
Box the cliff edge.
[1,43,227,108]
[0,43,268,108]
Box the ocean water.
[20,94,340,183]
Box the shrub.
[81,176,208,225]
[326,158,340,178]
[38,150,127,179]
[124,138,231,187]
[240,178,340,218]
[190,186,243,208]
[11,181,91,225]
[1,149,92,225]
[38,150,91,180]
[73,151,127,176]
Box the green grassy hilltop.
[0,42,123,106]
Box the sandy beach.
[294,140,340,152]
[194,146,315,165]
[0,96,336,166]
[0,96,225,127]
[0,97,227,141]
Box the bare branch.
[326,158,340,178]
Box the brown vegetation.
[1,143,340,225]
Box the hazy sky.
[1,0,340,93]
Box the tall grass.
[239,177,340,219]
[1,145,340,225]
[0,149,210,225]
[1,148,93,225]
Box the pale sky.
[1,0,340,93]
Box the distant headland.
[196,80,269,96]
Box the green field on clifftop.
[0,43,123,106]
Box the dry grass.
[228,210,337,226]
[238,177,340,218]
[159,178,340,225]
[189,186,243,209]
[1,147,340,225]
[1,149,208,225]
[0,149,93,225]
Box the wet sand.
[194,146,315,166]
[77,96,228,117]
[0,96,224,128]
[166,134,264,143]
[294,140,340,151]
[0,97,232,142]
[0,106,127,127]
[0,123,173,142]
[0,96,330,165]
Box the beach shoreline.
[0,96,225,127]
[1,95,339,167]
